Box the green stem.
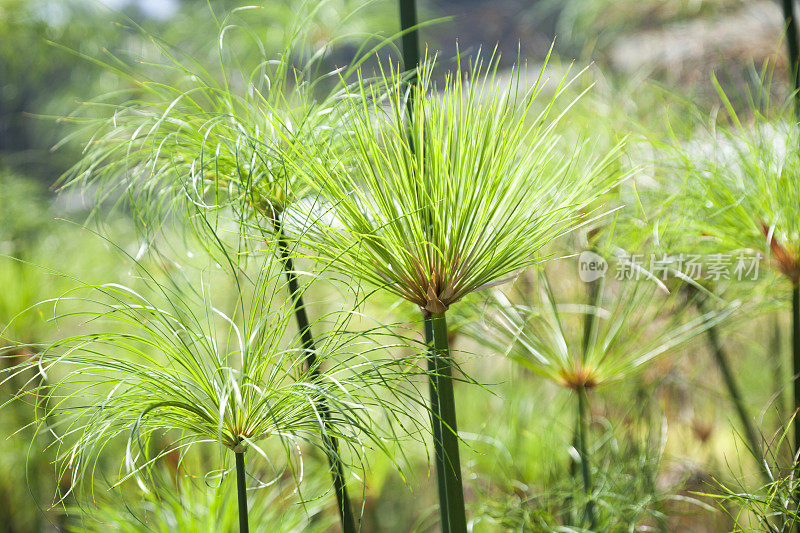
[424,315,450,532]
[793,285,800,456]
[791,285,800,533]
[783,0,800,115]
[564,427,580,526]
[399,0,420,120]
[274,219,356,533]
[398,0,420,154]
[428,312,467,532]
[576,386,595,529]
[235,452,249,533]
[400,6,456,528]
[694,298,768,481]
[399,0,419,68]
[581,278,600,356]
[772,316,786,422]
[573,267,600,526]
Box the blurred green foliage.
[0,1,796,532]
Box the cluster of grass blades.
[471,263,736,529]
[280,47,627,529]
[1,239,425,532]
[704,413,800,532]
[55,1,385,261]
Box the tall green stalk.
[577,261,599,527]
[783,0,800,114]
[782,5,800,515]
[772,317,787,421]
[793,285,800,456]
[576,386,595,529]
[399,0,420,128]
[235,452,250,533]
[397,3,462,529]
[273,219,356,533]
[399,0,420,77]
[694,298,768,481]
[427,312,467,532]
[424,316,450,531]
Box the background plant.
[2,1,795,530]
[471,261,736,529]
[653,73,800,465]
[2,239,424,532]
[705,415,800,532]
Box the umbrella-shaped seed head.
[287,52,625,314]
[470,268,736,391]
[1,250,422,501]
[657,77,800,286]
[58,14,349,241]
[558,363,599,391]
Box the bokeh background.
[0,1,794,531]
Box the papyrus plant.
[474,269,735,529]
[59,5,385,232]
[55,7,394,528]
[284,52,625,531]
[661,75,800,458]
[2,249,421,533]
[610,202,772,478]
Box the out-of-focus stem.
[575,262,600,526]
[782,0,800,114]
[772,316,786,422]
[399,0,420,121]
[576,386,595,529]
[695,297,768,481]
